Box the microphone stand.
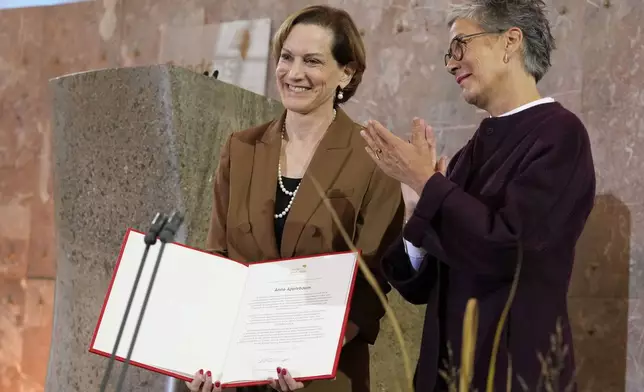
[99,212,168,392]
[114,211,185,392]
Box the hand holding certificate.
[90,228,359,389]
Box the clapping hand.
[364,117,446,217]
[360,117,445,196]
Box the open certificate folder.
[89,229,359,388]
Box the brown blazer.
[206,108,404,392]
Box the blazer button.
[305,226,321,237]
[485,127,494,135]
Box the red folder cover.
[89,228,359,388]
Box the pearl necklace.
[274,109,337,219]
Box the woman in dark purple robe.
[360,0,596,391]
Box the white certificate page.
[220,252,358,384]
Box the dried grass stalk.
[460,298,479,392]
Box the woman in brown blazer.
[184,5,403,392]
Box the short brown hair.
[272,5,366,105]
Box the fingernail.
[276,367,281,374]
[206,370,211,377]
[199,369,204,374]
[215,381,221,387]
[281,368,287,375]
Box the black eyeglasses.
[443,31,503,66]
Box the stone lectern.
[46,65,283,391]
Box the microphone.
[159,212,184,243]
[202,69,219,79]
[99,213,168,392]
[115,211,185,392]
[144,213,168,245]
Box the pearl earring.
[337,90,344,100]
[503,53,509,63]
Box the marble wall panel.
[0,6,47,280]
[578,1,644,390]
[568,297,629,392]
[538,0,587,115]
[626,299,644,391]
[20,280,55,391]
[0,5,52,392]
[41,1,111,79]
[580,0,643,298]
[570,195,631,299]
[0,278,52,392]
[159,18,272,95]
[158,24,220,74]
[96,0,125,68]
[120,0,204,66]
[581,0,644,211]
[0,279,26,391]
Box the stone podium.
[45,65,283,391]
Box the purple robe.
[381,102,596,391]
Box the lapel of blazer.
[280,108,354,258]
[248,112,284,260]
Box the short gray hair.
[447,0,555,83]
